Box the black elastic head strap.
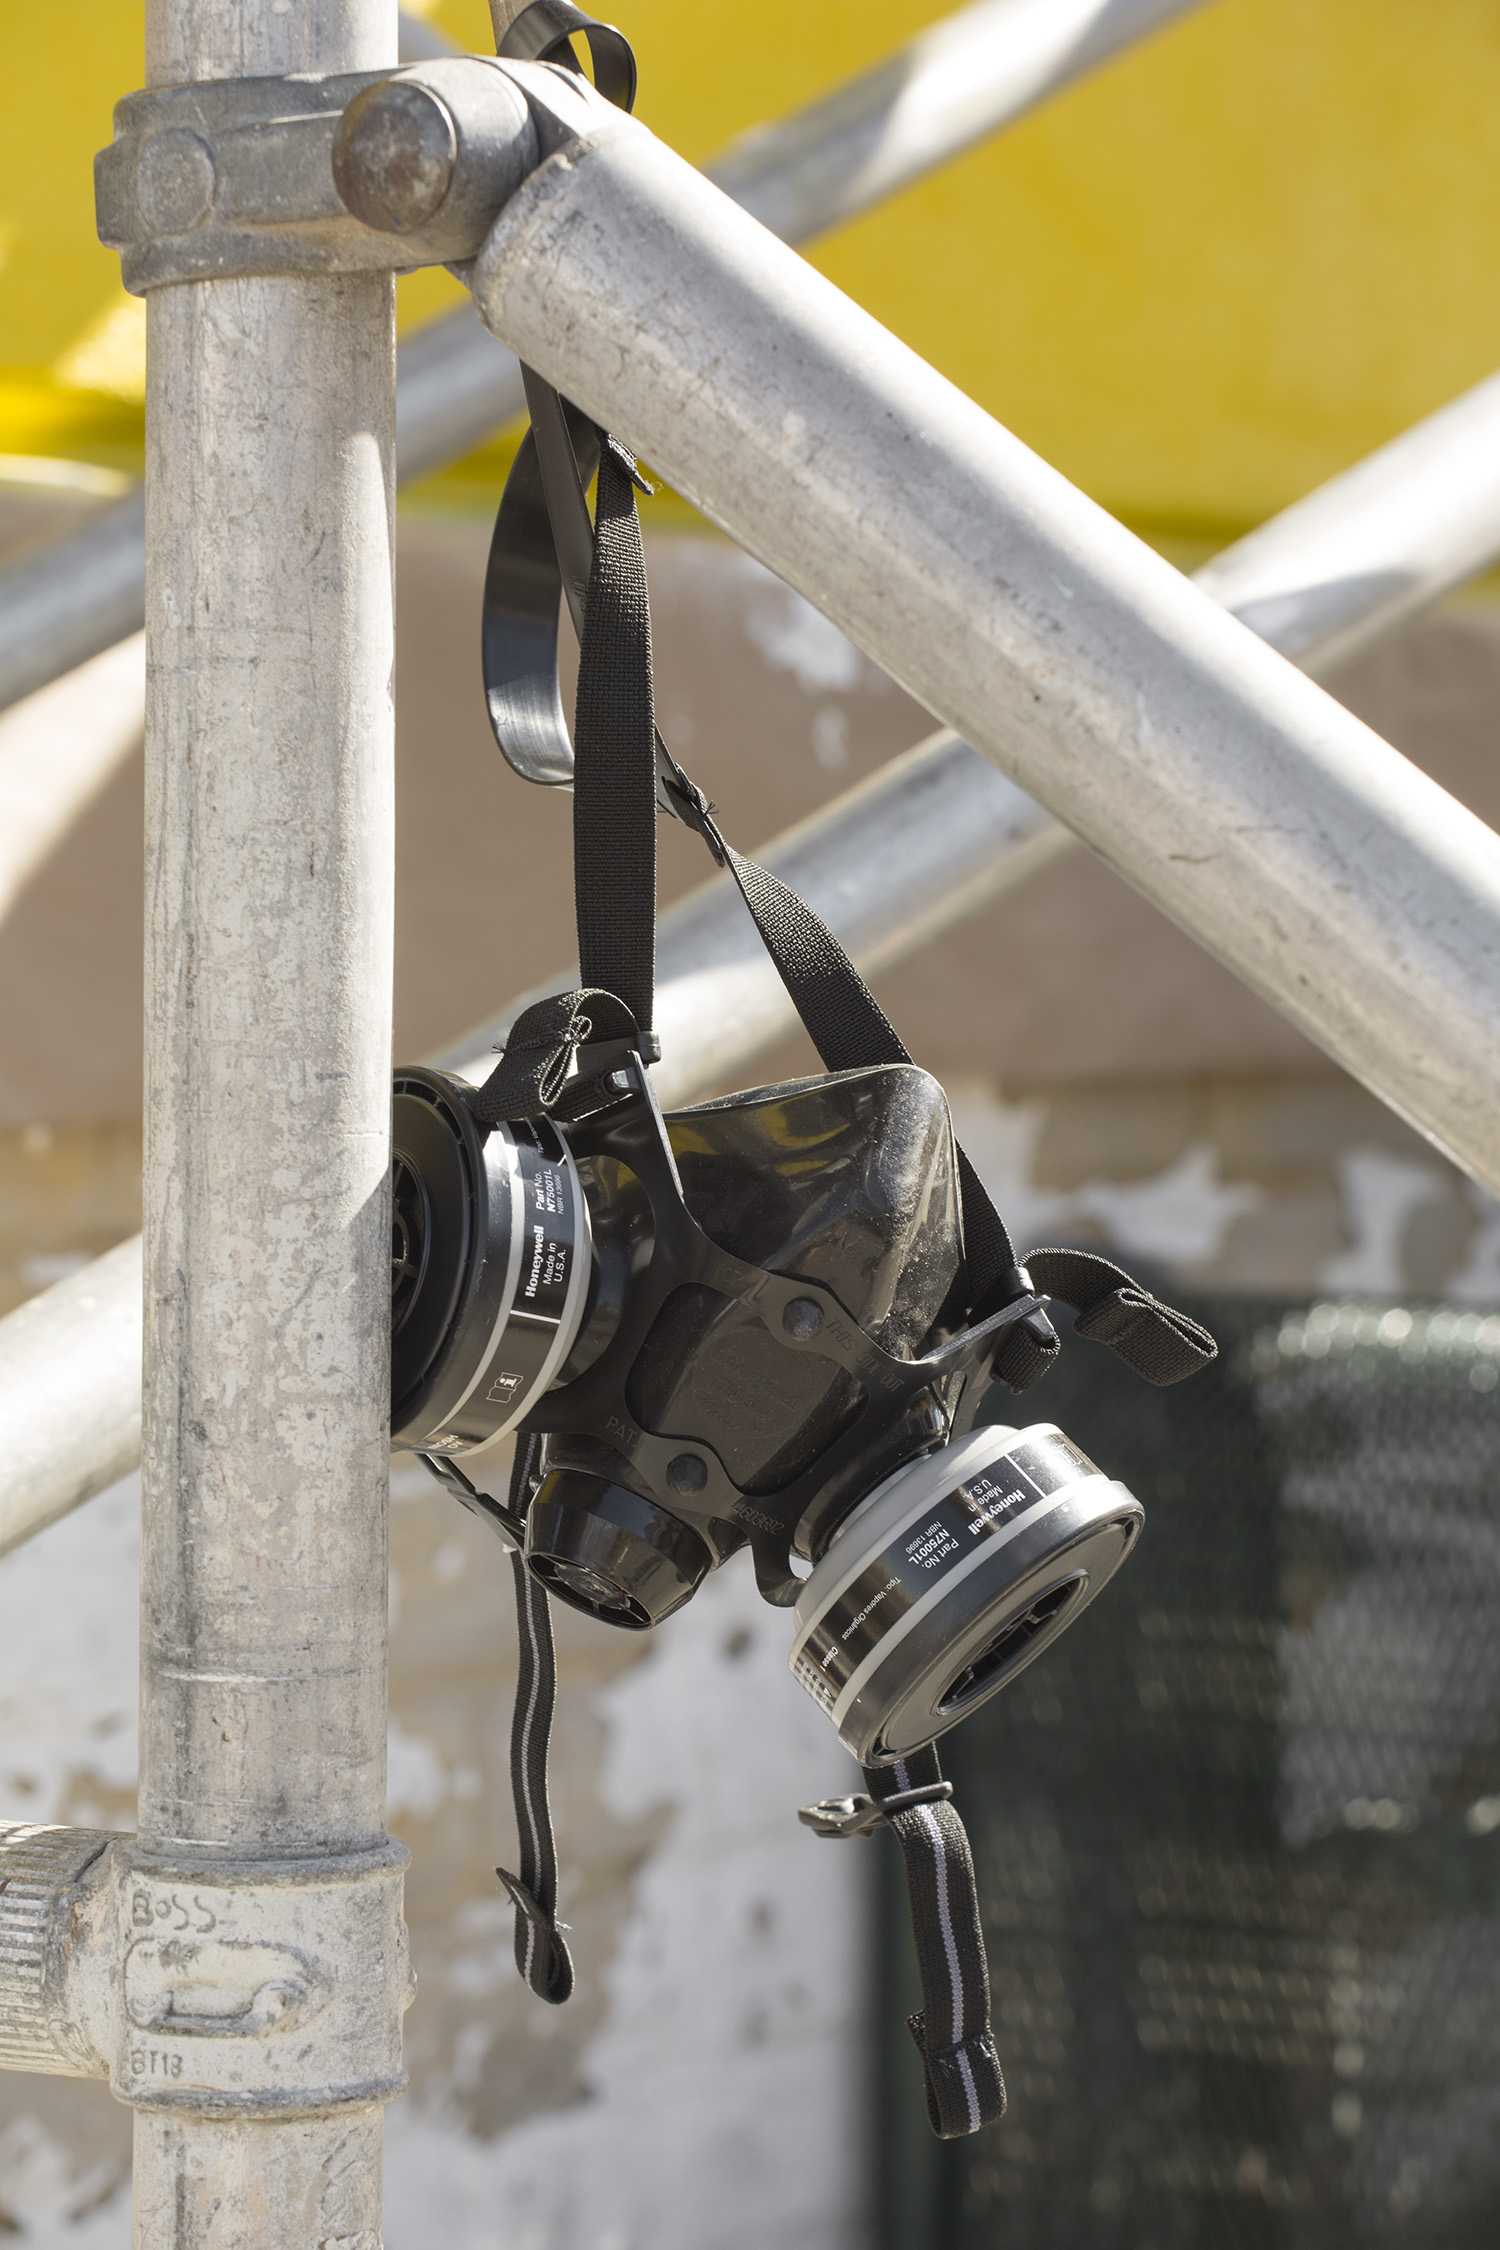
[480,398,600,786]
[494,1433,575,2005]
[800,1746,1006,2139]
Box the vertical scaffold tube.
[137,0,397,2241]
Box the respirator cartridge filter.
[391,1068,593,1457]
[790,1423,1142,1766]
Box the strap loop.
[1027,1246,1218,1386]
[466,987,644,1123]
[907,2017,1007,2143]
[494,1866,573,2005]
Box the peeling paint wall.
[0,1463,871,2249]
[383,1492,870,2250]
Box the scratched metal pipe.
[130,0,399,2239]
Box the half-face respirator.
[393,1056,1153,1772]
[391,0,1216,2139]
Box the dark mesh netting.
[874,1295,1500,2250]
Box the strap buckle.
[799,1793,884,1839]
[550,1035,660,1122]
[417,1451,526,1550]
[798,1779,954,1839]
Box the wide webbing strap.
[718,842,908,1073]
[573,439,659,1040]
[655,761,1035,1322]
[494,1433,575,2005]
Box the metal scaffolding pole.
[0,1236,142,1557]
[0,633,146,923]
[1197,368,1500,679]
[128,0,402,2236]
[711,0,1213,241]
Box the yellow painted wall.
[2,0,1497,538]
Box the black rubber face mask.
[387,0,1218,2138]
[392,1052,1173,1775]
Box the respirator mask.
[392,0,1216,2142]
[394,1059,1166,1769]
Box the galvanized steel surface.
[129,0,401,2234]
[392,300,525,482]
[0,490,147,716]
[0,1823,114,2078]
[1197,369,1500,679]
[469,116,1500,1198]
[142,0,396,1859]
[96,59,541,293]
[0,1236,143,1560]
[141,267,396,1862]
[0,634,147,925]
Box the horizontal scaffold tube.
[0,0,1209,710]
[468,97,1500,1201]
[0,1237,143,1557]
[704,0,1214,241]
[4,342,1498,1003]
[1196,369,1500,679]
